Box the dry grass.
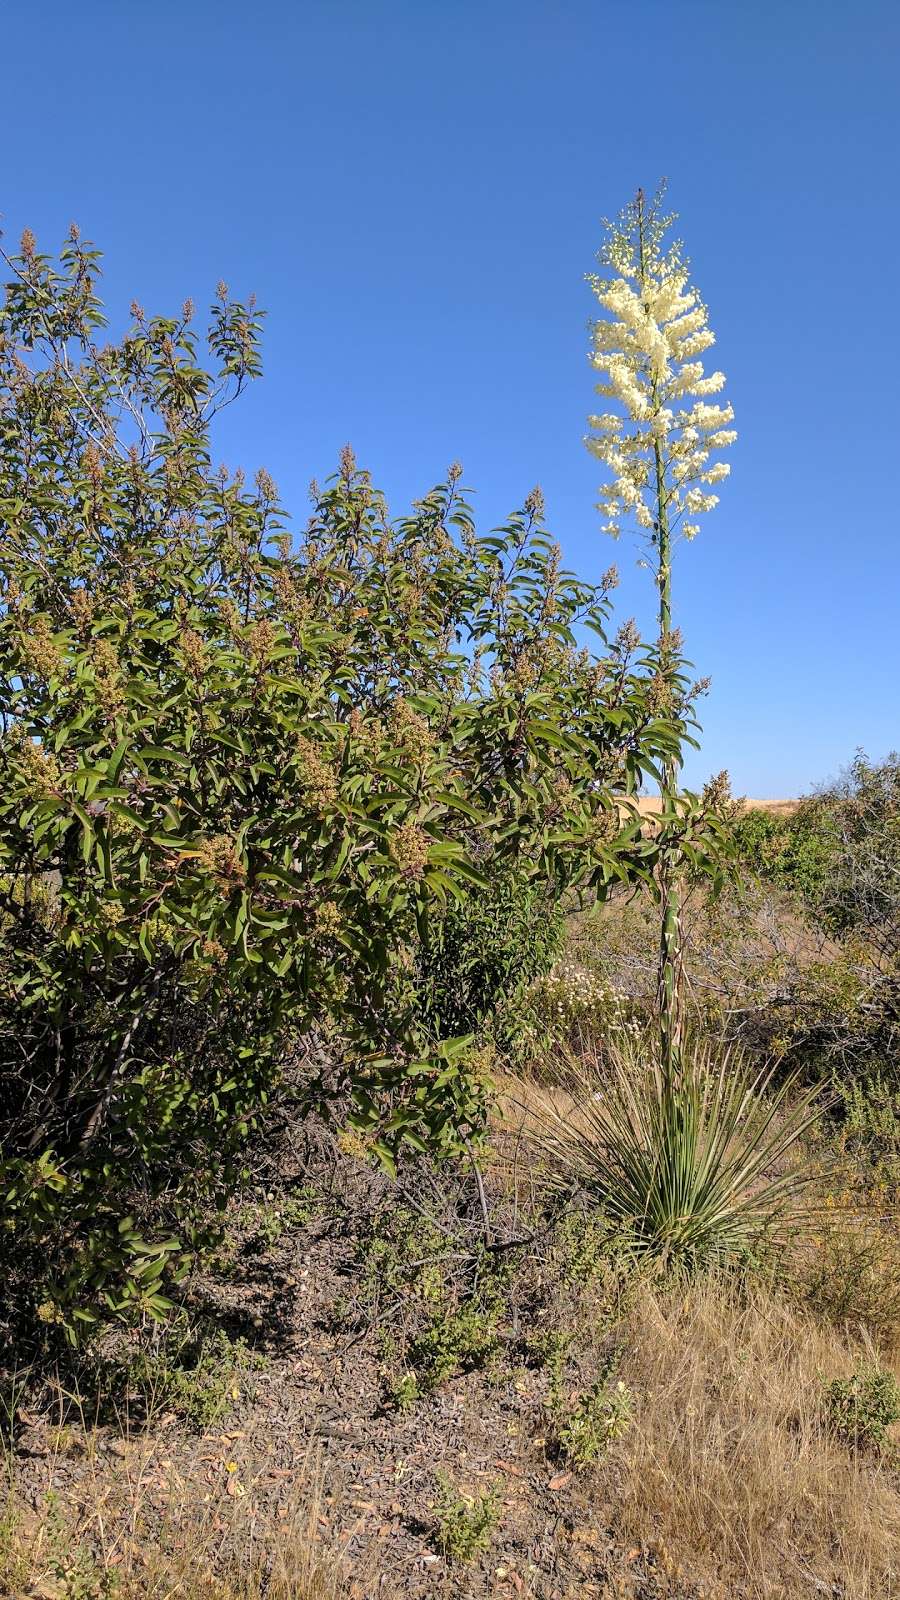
[795,1205,900,1357]
[0,1433,349,1600]
[495,1056,900,1598]
[612,1275,900,1599]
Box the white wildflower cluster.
[531,960,641,1037]
[585,191,735,543]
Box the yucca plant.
[586,184,738,1078]
[531,1033,824,1272]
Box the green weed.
[433,1471,502,1563]
[120,1323,268,1430]
[558,1373,633,1466]
[823,1363,900,1450]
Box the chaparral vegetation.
[1,190,897,1600]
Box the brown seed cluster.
[218,599,242,643]
[274,566,312,633]
[294,734,338,812]
[20,614,62,681]
[523,484,545,521]
[314,900,342,938]
[248,617,276,664]
[82,440,104,488]
[389,819,430,881]
[70,587,94,636]
[180,626,206,679]
[197,835,247,892]
[348,707,383,759]
[388,697,434,765]
[96,900,124,930]
[15,738,62,799]
[702,769,732,811]
[91,637,124,716]
[507,651,539,695]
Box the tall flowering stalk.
[585,185,736,1077]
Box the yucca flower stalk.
[585,184,736,1079]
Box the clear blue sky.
[2,1,897,796]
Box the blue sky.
[2,1,897,795]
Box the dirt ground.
[7,1132,708,1600]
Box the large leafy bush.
[730,805,834,907]
[415,865,564,1047]
[796,753,900,954]
[0,228,689,1340]
[732,759,900,1087]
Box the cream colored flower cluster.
[585,208,735,544]
[531,959,641,1037]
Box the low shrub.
[558,1372,633,1465]
[519,956,644,1059]
[405,1301,499,1392]
[432,1472,501,1563]
[801,1216,900,1347]
[416,865,564,1049]
[525,1326,572,1409]
[118,1324,268,1430]
[823,1363,900,1450]
[735,757,900,1089]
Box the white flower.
[586,193,734,547]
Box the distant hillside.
[635,795,799,817]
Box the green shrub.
[827,1069,900,1199]
[798,753,900,948]
[553,1207,618,1286]
[357,1204,448,1305]
[406,1301,499,1392]
[358,1198,507,1402]
[119,1323,267,1429]
[432,1472,501,1563]
[416,865,564,1047]
[558,1373,633,1465]
[735,759,900,1090]
[0,228,690,1345]
[731,806,835,906]
[525,1326,572,1409]
[802,1218,900,1346]
[364,1203,505,1396]
[387,1370,421,1412]
[823,1363,900,1450]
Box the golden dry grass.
[495,1063,900,1598]
[1,1434,348,1600]
[612,1276,900,1599]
